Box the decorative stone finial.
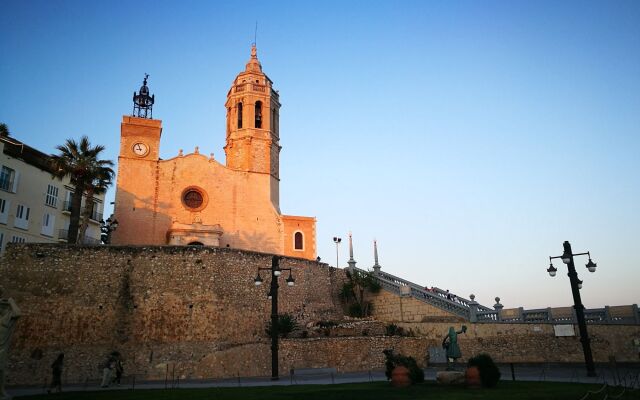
[347,232,356,271]
[245,44,263,72]
[194,146,199,154]
[178,149,183,156]
[494,297,504,311]
[210,153,215,160]
[372,239,382,274]
[469,294,476,301]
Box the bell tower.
[224,45,281,184]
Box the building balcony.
[58,229,101,245]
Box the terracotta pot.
[391,365,411,388]
[465,366,481,388]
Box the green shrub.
[383,349,424,384]
[468,353,501,388]
[265,314,298,338]
[385,324,406,336]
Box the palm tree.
[77,163,114,244]
[50,136,114,244]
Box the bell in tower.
[133,74,155,119]
[224,45,281,178]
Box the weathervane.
[132,73,155,119]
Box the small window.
[255,101,262,128]
[46,184,59,207]
[0,166,15,192]
[11,235,26,243]
[294,231,304,250]
[237,102,243,129]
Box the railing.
[90,210,102,222]
[357,266,640,325]
[354,267,473,319]
[61,202,101,222]
[58,229,101,245]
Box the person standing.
[48,353,64,394]
[113,354,123,386]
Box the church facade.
[111,46,316,260]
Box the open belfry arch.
[112,45,317,260]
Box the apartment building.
[0,132,104,253]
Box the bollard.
[510,363,515,381]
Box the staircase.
[351,266,493,320]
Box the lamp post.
[100,216,119,244]
[253,255,295,380]
[333,236,342,268]
[547,240,598,377]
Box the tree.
[77,165,113,244]
[50,136,114,244]
[0,123,9,137]
[340,269,381,317]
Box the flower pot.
[465,366,481,388]
[391,365,411,387]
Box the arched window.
[188,241,204,246]
[294,231,304,250]
[255,101,262,128]
[237,102,243,129]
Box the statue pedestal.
[436,371,465,385]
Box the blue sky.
[1,0,639,309]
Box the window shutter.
[11,170,19,193]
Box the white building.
[0,132,104,253]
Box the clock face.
[132,142,149,157]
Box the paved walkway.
[7,364,640,398]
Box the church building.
[111,45,317,260]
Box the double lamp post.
[254,255,295,380]
[547,240,598,377]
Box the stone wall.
[0,243,346,384]
[396,322,640,364]
[1,243,639,386]
[368,290,465,323]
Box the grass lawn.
[18,381,640,400]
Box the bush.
[265,314,298,338]
[383,349,424,384]
[467,353,501,388]
[385,324,406,336]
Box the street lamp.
[548,240,598,377]
[333,237,342,268]
[253,255,295,380]
[100,216,119,244]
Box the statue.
[442,325,467,370]
[0,298,21,400]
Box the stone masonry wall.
[1,243,639,386]
[0,243,346,384]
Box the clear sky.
[1,0,639,309]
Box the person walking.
[100,353,116,388]
[48,353,64,394]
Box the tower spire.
[347,231,357,271]
[373,239,382,274]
